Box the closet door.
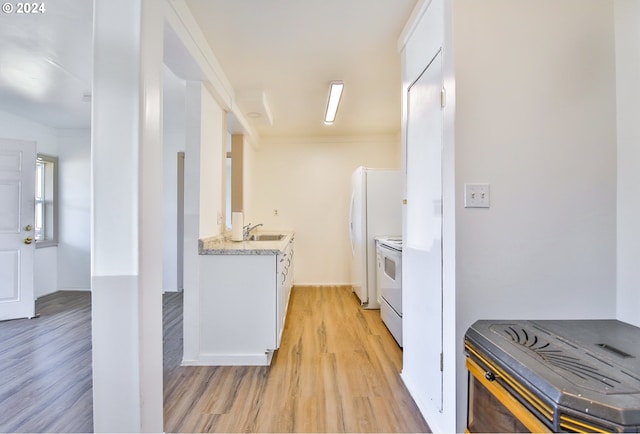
[403,49,443,412]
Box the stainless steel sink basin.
[248,234,285,241]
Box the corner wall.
[452,0,617,430]
[615,0,640,327]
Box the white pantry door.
[403,49,443,412]
[0,139,36,321]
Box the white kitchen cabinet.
[277,237,294,346]
[195,233,294,366]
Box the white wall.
[0,111,59,297]
[242,136,257,221]
[250,137,400,284]
[181,82,229,365]
[615,0,640,327]
[91,1,165,430]
[0,111,59,151]
[198,84,225,239]
[162,128,184,292]
[57,129,91,291]
[452,0,617,430]
[0,113,92,297]
[182,81,204,363]
[0,121,90,297]
[162,65,186,292]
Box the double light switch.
[464,183,490,208]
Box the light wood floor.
[164,286,430,433]
[0,286,430,433]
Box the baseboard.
[401,371,445,433]
[35,288,91,300]
[292,283,353,289]
[181,351,274,366]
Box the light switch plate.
[464,183,490,208]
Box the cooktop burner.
[466,319,640,429]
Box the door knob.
[24,224,33,232]
[24,237,33,245]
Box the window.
[35,154,58,247]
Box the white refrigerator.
[349,166,402,309]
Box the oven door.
[378,245,402,314]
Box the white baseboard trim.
[293,283,353,288]
[181,351,274,366]
[35,288,91,300]
[401,371,445,433]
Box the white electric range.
[375,236,402,346]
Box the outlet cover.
[464,183,490,208]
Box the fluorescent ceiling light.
[324,81,344,125]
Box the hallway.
[0,287,429,432]
[164,286,430,433]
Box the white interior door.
[403,49,443,412]
[0,138,36,321]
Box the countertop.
[199,230,294,255]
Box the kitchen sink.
[248,234,285,241]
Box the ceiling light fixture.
[324,81,344,125]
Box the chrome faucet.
[243,223,263,240]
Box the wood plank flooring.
[0,291,93,433]
[0,286,430,433]
[164,286,431,433]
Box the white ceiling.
[184,0,418,139]
[0,0,93,129]
[0,0,418,138]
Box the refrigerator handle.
[349,191,356,256]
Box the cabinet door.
[403,49,443,412]
[276,244,289,347]
[276,240,294,347]
[285,241,294,296]
[276,253,285,347]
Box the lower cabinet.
[195,237,294,366]
[277,237,294,346]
